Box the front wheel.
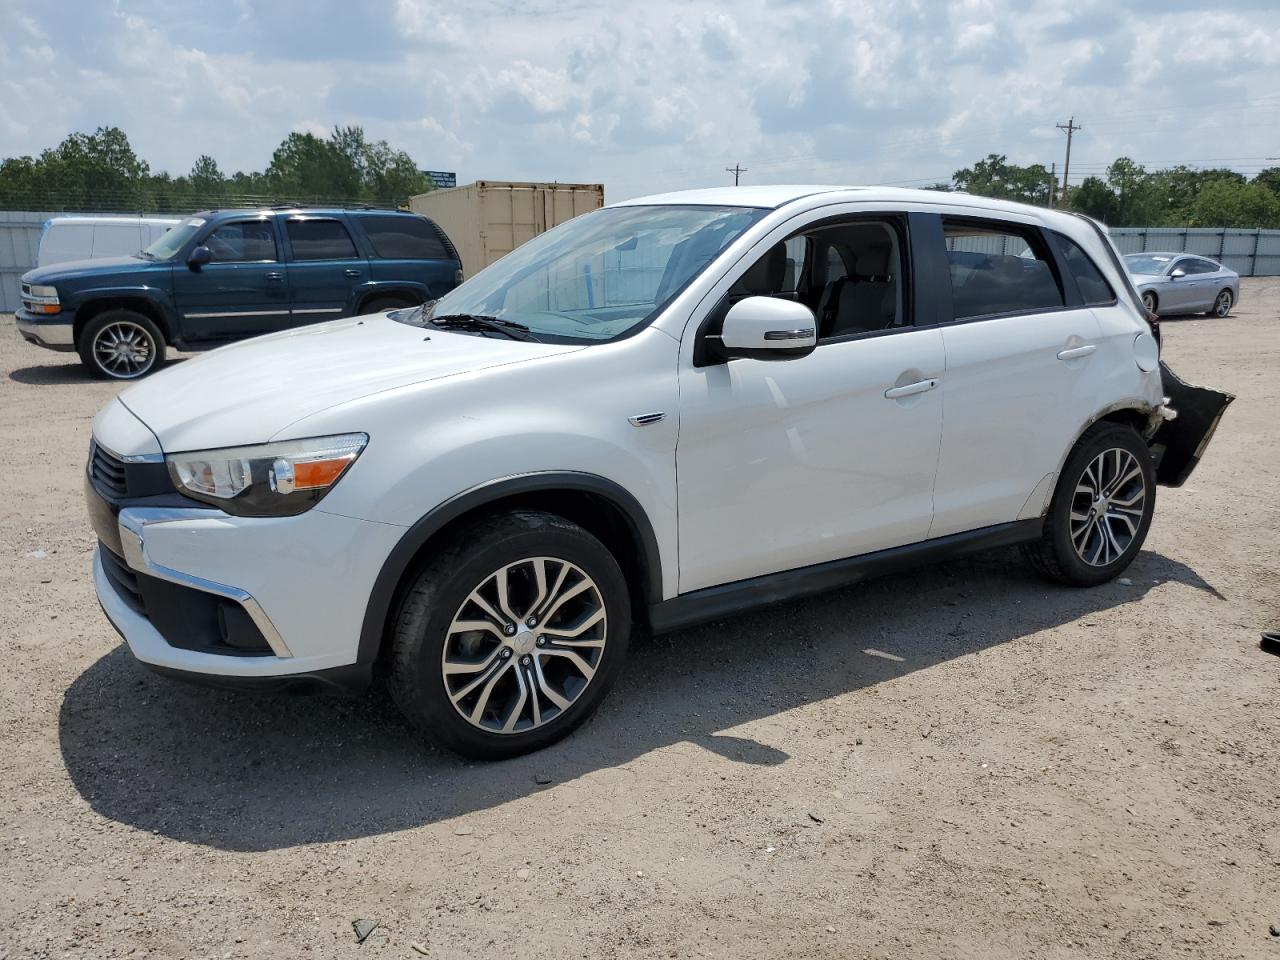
[1141,291,1157,315]
[1022,422,1156,586]
[1208,289,1233,318]
[78,309,165,380]
[387,511,631,759]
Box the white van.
[37,216,181,268]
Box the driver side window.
[725,218,905,342]
[204,220,277,263]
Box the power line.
[1056,116,1081,209]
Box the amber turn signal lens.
[292,455,358,490]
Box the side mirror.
[1169,267,1186,279]
[187,245,212,269]
[718,296,817,361]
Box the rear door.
[172,216,291,340]
[281,214,365,323]
[928,214,1106,538]
[353,213,461,302]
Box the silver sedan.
[1124,253,1240,318]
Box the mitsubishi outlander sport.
[86,186,1232,758]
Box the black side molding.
[648,518,1043,635]
[1151,360,1234,487]
[356,472,664,665]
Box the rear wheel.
[387,510,631,759]
[78,309,165,380]
[361,296,415,315]
[1141,291,1158,315]
[1022,422,1156,586]
[1207,289,1233,318]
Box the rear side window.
[1052,232,1116,305]
[286,218,358,261]
[204,220,277,262]
[359,215,451,260]
[943,219,1063,320]
[1185,258,1218,275]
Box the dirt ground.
[1,281,1278,960]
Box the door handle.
[1056,344,1096,361]
[265,272,284,282]
[344,268,361,278]
[884,378,939,400]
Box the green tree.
[1252,167,1280,196]
[1068,176,1118,222]
[951,154,1054,205]
[1190,179,1280,228]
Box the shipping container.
[409,181,604,279]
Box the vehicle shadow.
[9,357,187,386]
[58,547,1221,852]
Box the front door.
[929,215,1107,537]
[282,215,365,323]
[676,214,944,593]
[173,216,291,341]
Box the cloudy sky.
[2,0,1278,199]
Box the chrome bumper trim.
[117,508,294,659]
[16,316,75,347]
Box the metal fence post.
[1253,228,1262,278]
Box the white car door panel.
[931,306,1105,538]
[677,328,945,593]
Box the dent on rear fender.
[1151,361,1235,487]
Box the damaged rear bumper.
[1149,360,1234,487]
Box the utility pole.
[726,163,747,186]
[1049,161,1057,208]
[1056,117,1081,208]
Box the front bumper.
[15,309,75,351]
[90,486,406,685]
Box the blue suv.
[16,207,462,379]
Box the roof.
[45,215,181,226]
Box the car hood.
[22,255,152,284]
[118,314,583,451]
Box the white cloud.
[1,0,1278,199]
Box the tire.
[361,296,415,315]
[1207,289,1233,318]
[1141,291,1158,315]
[387,510,631,759]
[78,309,165,380]
[1022,422,1156,587]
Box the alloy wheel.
[1069,447,1148,567]
[1142,292,1156,314]
[93,321,155,378]
[1214,290,1232,318]
[441,557,607,734]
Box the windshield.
[142,217,206,260]
[405,204,768,343]
[1124,254,1174,275]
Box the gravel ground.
[2,282,1278,960]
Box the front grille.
[89,441,128,498]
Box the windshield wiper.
[429,313,541,342]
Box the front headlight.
[28,284,59,299]
[166,433,368,517]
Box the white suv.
[87,186,1231,758]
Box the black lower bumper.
[140,661,372,696]
[1152,361,1235,487]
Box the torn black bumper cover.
[1150,360,1234,487]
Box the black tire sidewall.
[1047,424,1156,586]
[391,515,631,759]
[79,310,164,380]
[362,297,414,315]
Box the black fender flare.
[355,471,664,664]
